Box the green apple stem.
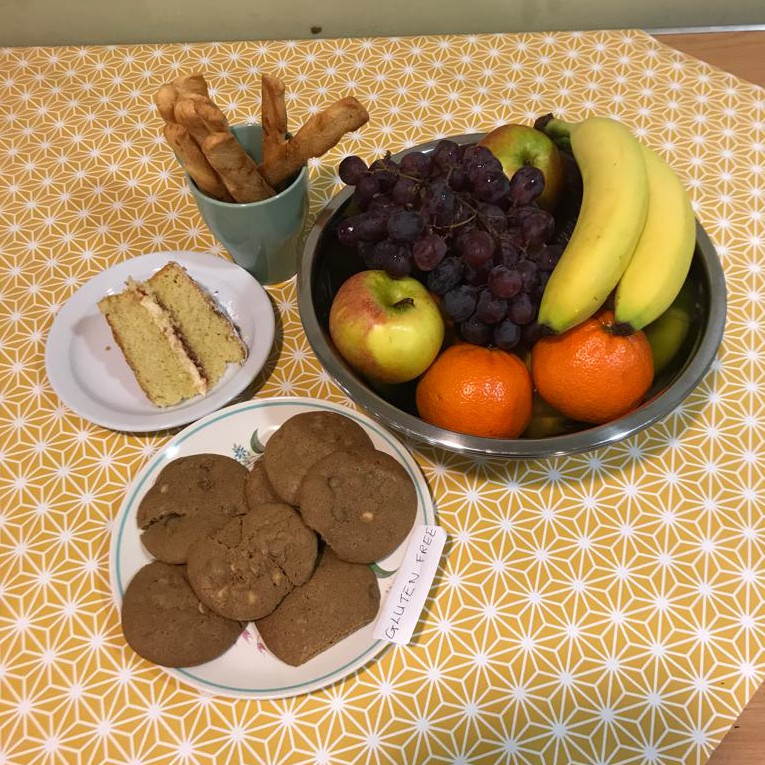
[394,297,415,310]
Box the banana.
[537,117,649,334]
[613,144,696,330]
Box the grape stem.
[364,151,525,253]
[447,194,507,244]
[368,166,423,184]
[436,196,477,234]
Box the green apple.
[523,395,580,439]
[644,282,696,374]
[479,124,564,210]
[329,270,445,384]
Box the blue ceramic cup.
[184,124,308,285]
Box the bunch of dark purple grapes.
[336,140,567,350]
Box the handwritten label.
[373,525,447,645]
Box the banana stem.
[535,115,576,152]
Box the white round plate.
[110,397,436,699]
[45,251,276,432]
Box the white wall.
[3,0,764,47]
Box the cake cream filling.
[127,279,209,396]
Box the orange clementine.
[416,344,533,438]
[531,309,654,425]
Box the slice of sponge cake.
[97,262,247,408]
[98,281,208,407]
[143,263,247,387]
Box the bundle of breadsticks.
[155,73,370,203]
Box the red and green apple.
[479,124,564,210]
[329,270,445,384]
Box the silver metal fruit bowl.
[297,134,727,458]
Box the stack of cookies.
[121,411,417,668]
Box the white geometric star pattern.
[0,29,763,765]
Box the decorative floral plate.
[109,396,437,699]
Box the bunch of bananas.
[537,116,697,335]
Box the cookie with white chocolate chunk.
[298,449,417,563]
[137,454,249,564]
[263,411,374,505]
[186,502,317,620]
[255,549,380,666]
[245,459,280,508]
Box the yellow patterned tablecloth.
[1,29,764,765]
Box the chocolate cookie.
[255,549,380,666]
[186,502,318,620]
[299,449,417,563]
[263,411,374,505]
[137,454,248,564]
[245,459,279,509]
[121,561,241,667]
